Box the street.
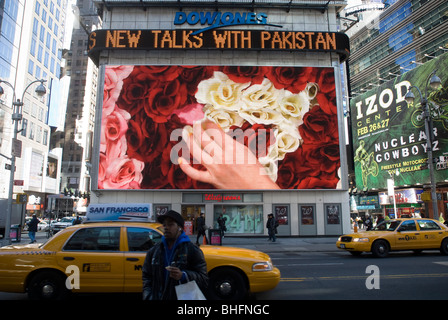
[1,244,448,300]
[255,250,448,300]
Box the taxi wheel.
[27,270,69,300]
[440,238,448,255]
[208,268,247,300]
[371,240,389,258]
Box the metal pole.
[422,98,439,220]
[407,71,439,220]
[3,100,20,246]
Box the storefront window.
[181,205,204,235]
[214,205,263,234]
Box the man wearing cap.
[142,210,208,300]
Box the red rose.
[276,151,300,189]
[179,66,217,95]
[266,67,313,93]
[299,105,339,145]
[314,68,335,94]
[295,175,339,189]
[220,66,269,85]
[142,66,182,82]
[295,143,340,177]
[277,143,340,189]
[144,79,188,123]
[315,91,337,115]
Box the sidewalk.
[13,231,340,253]
[201,235,339,253]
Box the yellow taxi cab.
[336,218,448,258]
[0,221,280,300]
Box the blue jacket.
[142,232,208,300]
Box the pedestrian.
[142,210,208,300]
[376,214,384,225]
[217,213,227,238]
[73,216,82,225]
[196,212,208,245]
[266,213,278,242]
[27,214,40,243]
[364,214,373,231]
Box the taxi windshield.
[373,220,400,231]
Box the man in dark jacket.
[27,214,40,243]
[142,210,208,300]
[196,212,207,245]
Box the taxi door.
[416,219,445,249]
[57,226,125,292]
[394,220,421,250]
[123,226,163,292]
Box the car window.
[417,220,441,231]
[374,220,399,231]
[127,227,162,251]
[64,227,121,251]
[398,220,417,232]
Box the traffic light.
[16,193,27,204]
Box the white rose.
[305,82,319,100]
[204,106,245,131]
[195,71,249,111]
[241,78,281,110]
[275,126,301,160]
[240,108,283,125]
[277,90,310,124]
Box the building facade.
[345,0,448,95]
[0,0,69,226]
[50,0,100,214]
[345,0,448,221]
[87,0,352,236]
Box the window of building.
[28,59,34,75]
[214,205,263,234]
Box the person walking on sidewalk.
[27,214,40,244]
[196,212,208,245]
[142,210,208,300]
[217,213,227,238]
[266,213,278,242]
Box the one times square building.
[87,0,352,237]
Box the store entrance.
[181,205,205,235]
[213,205,263,234]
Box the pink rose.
[103,66,134,116]
[101,156,144,189]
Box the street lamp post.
[405,70,441,220]
[0,79,47,246]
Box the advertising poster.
[86,203,152,221]
[98,65,341,190]
[350,53,448,190]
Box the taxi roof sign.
[86,203,153,222]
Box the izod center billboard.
[350,53,448,190]
[98,65,342,190]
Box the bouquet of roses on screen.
[98,65,340,190]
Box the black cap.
[157,210,184,228]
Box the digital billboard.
[98,65,341,190]
[350,53,448,190]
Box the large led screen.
[98,65,341,190]
[350,53,448,190]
